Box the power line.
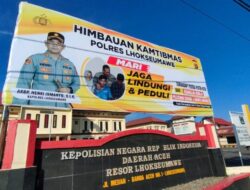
[15,37,203,71]
[6,70,207,84]
[234,0,250,11]
[179,0,250,42]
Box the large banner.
[229,111,250,146]
[2,2,213,116]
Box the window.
[53,115,57,128]
[105,121,108,132]
[119,121,122,131]
[36,114,40,128]
[114,122,117,131]
[44,114,49,128]
[26,113,31,120]
[84,121,88,131]
[227,136,236,144]
[113,121,122,131]
[90,121,94,131]
[100,121,103,131]
[62,115,66,128]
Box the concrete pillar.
[1,120,37,169]
[196,123,220,148]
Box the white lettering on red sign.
[107,56,149,72]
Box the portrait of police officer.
[13,32,80,108]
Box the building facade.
[21,107,72,140]
[15,107,129,140]
[201,117,235,147]
[126,117,170,132]
[0,91,237,144]
[72,110,128,139]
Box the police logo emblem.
[33,14,51,26]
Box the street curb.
[203,173,250,190]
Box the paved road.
[222,147,250,166]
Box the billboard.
[2,2,213,116]
[229,111,250,146]
[173,122,196,135]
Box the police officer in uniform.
[93,64,116,88]
[13,32,80,108]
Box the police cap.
[47,32,65,43]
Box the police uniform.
[13,32,80,108]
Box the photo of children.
[93,75,112,100]
[111,73,125,100]
[93,64,116,87]
[83,57,125,101]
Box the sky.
[0,0,250,122]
